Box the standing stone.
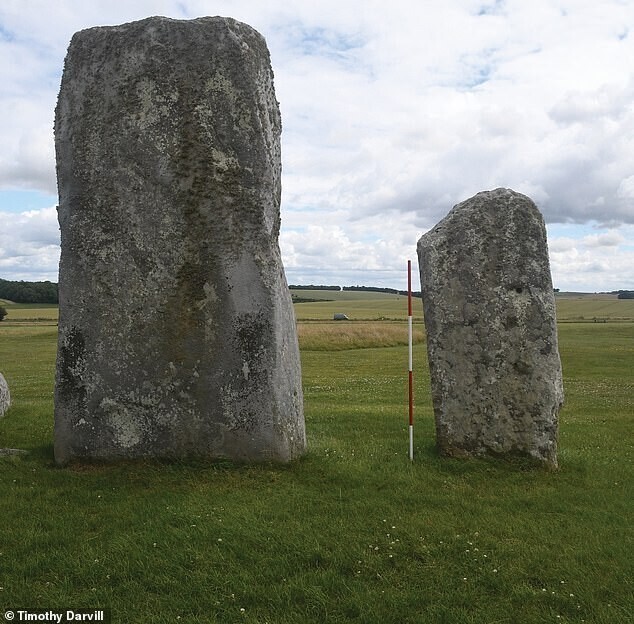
[417,188,563,467]
[0,373,10,417]
[54,16,305,464]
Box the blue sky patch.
[0,189,57,213]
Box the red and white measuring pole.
[407,260,414,461]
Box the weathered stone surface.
[417,188,563,467]
[0,373,10,417]
[54,16,305,464]
[0,448,27,457]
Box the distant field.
[555,295,634,322]
[0,303,58,324]
[293,291,413,320]
[292,290,634,322]
[1,292,632,324]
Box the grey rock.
[0,373,9,417]
[54,16,305,464]
[417,188,563,467]
[0,448,27,457]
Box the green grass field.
[1,291,632,323]
[291,290,634,322]
[0,296,632,623]
[0,302,58,324]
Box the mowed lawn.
[0,301,632,623]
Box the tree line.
[0,279,59,304]
[3,278,628,303]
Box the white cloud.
[582,231,625,248]
[617,175,634,199]
[1,0,633,288]
[548,224,634,291]
[0,206,59,280]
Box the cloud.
[1,0,633,288]
[581,231,625,248]
[548,224,634,291]
[0,207,59,280]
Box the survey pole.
[408,260,414,461]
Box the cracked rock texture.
[0,373,9,417]
[54,16,305,464]
[417,188,563,467]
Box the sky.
[1,0,633,292]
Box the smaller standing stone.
[0,373,10,417]
[417,188,564,467]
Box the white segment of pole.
[408,260,414,462]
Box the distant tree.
[289,285,340,291]
[0,306,7,321]
[617,291,634,299]
[0,279,58,304]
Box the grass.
[293,291,412,320]
[0,303,58,325]
[298,321,424,351]
[1,292,632,323]
[556,296,634,322]
[292,290,634,322]
[0,312,632,622]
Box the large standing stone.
[54,16,305,464]
[0,373,10,417]
[417,188,563,467]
